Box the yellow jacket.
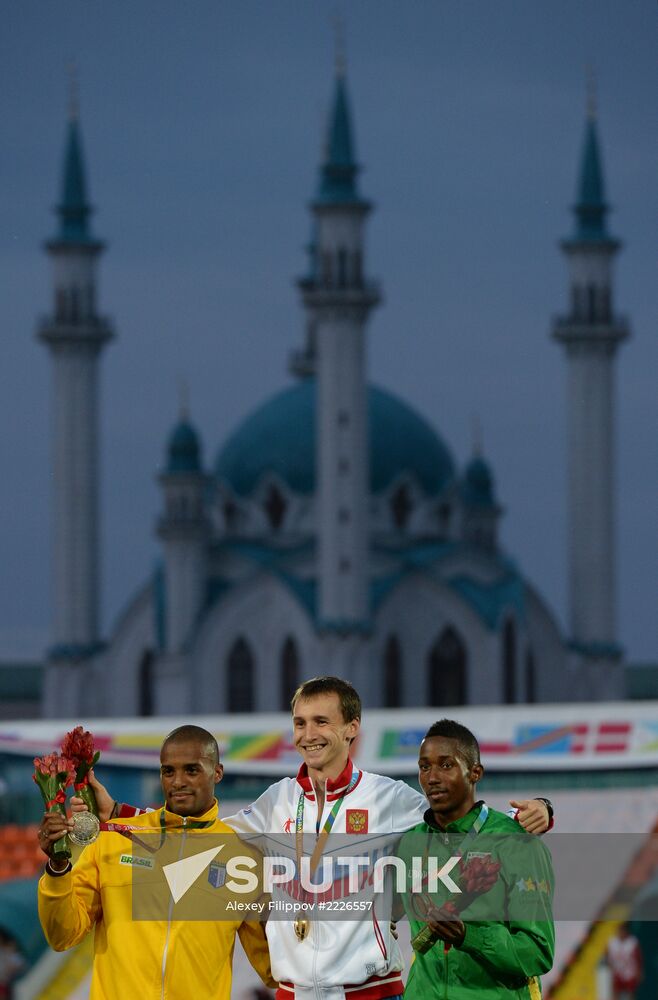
[38,800,274,999]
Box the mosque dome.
[165,419,202,474]
[215,380,455,497]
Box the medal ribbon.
[457,801,489,845]
[99,809,214,855]
[295,769,360,892]
[421,802,489,903]
[414,802,490,919]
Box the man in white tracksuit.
[222,677,551,1000]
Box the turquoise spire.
[316,69,364,205]
[55,112,95,244]
[328,74,355,169]
[571,83,610,241]
[165,389,202,474]
[462,454,496,508]
[53,66,97,245]
[166,419,202,474]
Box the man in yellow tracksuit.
[37,725,274,999]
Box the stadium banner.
[1,702,658,774]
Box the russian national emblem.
[346,809,368,834]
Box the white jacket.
[225,759,426,1000]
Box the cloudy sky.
[2,1,656,666]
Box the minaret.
[552,85,629,662]
[461,449,501,552]
[157,405,208,653]
[37,89,113,686]
[298,59,380,628]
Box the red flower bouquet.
[411,855,501,954]
[458,854,502,896]
[60,726,101,818]
[33,753,75,859]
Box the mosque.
[37,66,630,718]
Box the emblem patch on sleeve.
[208,862,227,888]
[346,809,368,834]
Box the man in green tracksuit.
[399,719,554,1000]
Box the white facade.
[565,340,617,642]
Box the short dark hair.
[291,676,361,723]
[423,719,481,768]
[162,725,220,765]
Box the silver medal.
[69,811,101,847]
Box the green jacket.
[399,801,554,1000]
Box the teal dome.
[215,381,454,497]
[462,455,496,507]
[166,420,201,473]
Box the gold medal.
[293,770,360,943]
[294,917,309,942]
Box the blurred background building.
[24,65,645,719]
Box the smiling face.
[418,735,483,825]
[160,739,224,817]
[292,692,360,781]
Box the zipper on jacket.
[160,816,188,999]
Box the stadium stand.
[0,825,44,882]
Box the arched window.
[264,484,286,531]
[322,252,333,287]
[337,248,348,288]
[280,636,300,710]
[227,638,255,712]
[138,650,154,717]
[352,250,363,288]
[384,636,402,708]
[70,287,80,323]
[437,503,452,540]
[502,620,516,703]
[525,649,536,704]
[390,484,413,531]
[223,497,237,529]
[427,627,467,706]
